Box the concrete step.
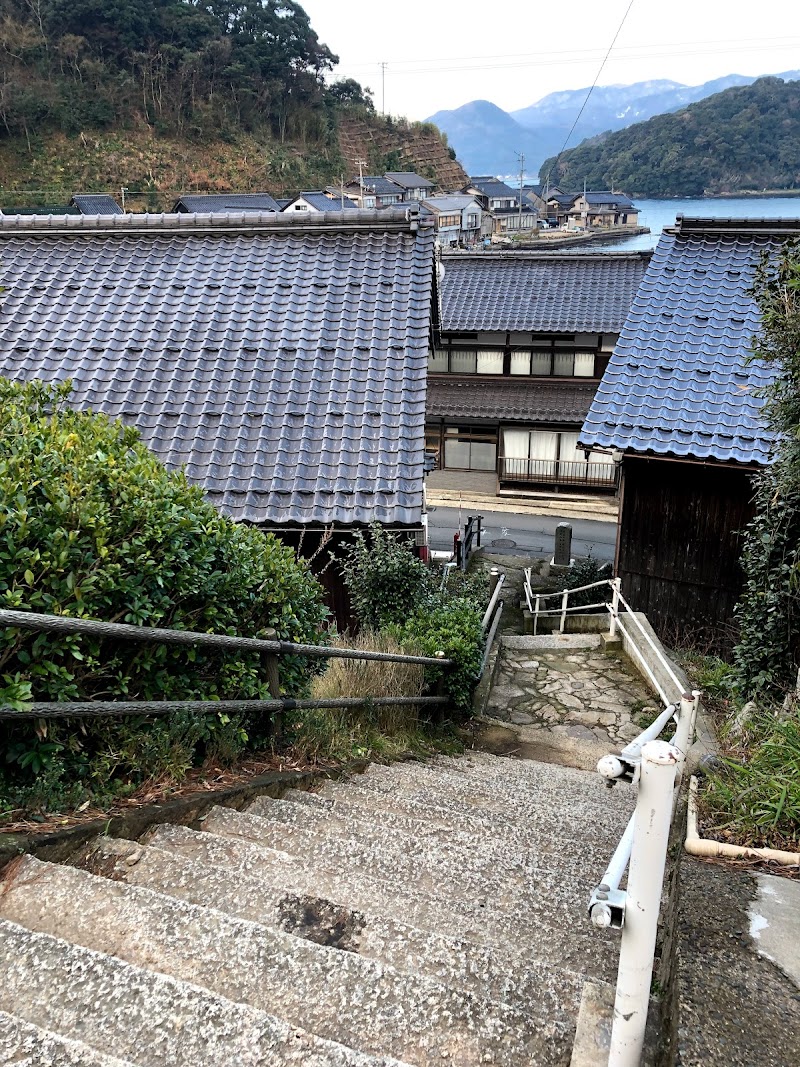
[141,822,619,975]
[199,804,608,916]
[352,757,633,815]
[251,786,631,871]
[321,762,633,830]
[0,855,562,1067]
[0,917,412,1067]
[78,835,586,1025]
[0,1009,138,1067]
[287,780,629,853]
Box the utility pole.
[355,159,367,207]
[517,152,524,234]
[380,62,387,115]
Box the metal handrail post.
[609,576,621,637]
[559,589,569,633]
[534,594,540,636]
[608,740,680,1067]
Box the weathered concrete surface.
[569,980,661,1067]
[677,859,800,1067]
[76,835,584,1020]
[748,874,800,987]
[0,919,413,1067]
[0,1010,138,1067]
[0,855,548,1067]
[486,635,655,746]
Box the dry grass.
[289,631,450,762]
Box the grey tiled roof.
[468,178,518,199]
[583,191,634,208]
[287,192,357,211]
[427,378,596,423]
[70,194,123,215]
[348,176,404,196]
[580,216,800,465]
[174,192,282,213]
[422,196,480,213]
[385,172,435,189]
[0,210,435,527]
[440,251,651,333]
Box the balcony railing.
[499,456,617,488]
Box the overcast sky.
[301,0,800,119]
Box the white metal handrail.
[520,566,704,1065]
[591,692,701,1066]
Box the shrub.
[0,378,327,810]
[392,598,484,712]
[554,554,613,609]
[338,523,433,629]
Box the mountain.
[540,76,800,197]
[0,0,463,209]
[428,70,800,178]
[426,100,566,178]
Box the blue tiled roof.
[580,217,800,465]
[0,210,435,527]
[583,191,634,208]
[468,178,518,199]
[174,193,282,213]
[70,194,123,215]
[440,251,651,333]
[287,193,357,211]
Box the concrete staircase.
[0,752,634,1065]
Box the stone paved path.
[486,634,656,747]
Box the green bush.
[338,523,433,629]
[554,554,613,609]
[391,599,485,712]
[0,378,327,811]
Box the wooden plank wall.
[618,457,757,650]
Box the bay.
[586,196,800,252]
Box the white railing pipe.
[481,573,506,632]
[523,567,533,612]
[609,576,621,637]
[559,588,569,633]
[608,740,681,1067]
[619,704,677,762]
[612,612,672,707]
[612,589,685,698]
[533,594,540,636]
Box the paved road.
[427,506,616,562]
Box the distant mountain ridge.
[540,76,800,197]
[428,70,800,178]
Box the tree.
[733,239,800,698]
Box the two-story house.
[420,197,482,248]
[569,192,638,230]
[385,172,436,201]
[425,250,652,498]
[342,176,405,208]
[282,192,357,213]
[462,177,540,237]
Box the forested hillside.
[540,77,800,197]
[0,0,463,208]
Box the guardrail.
[477,569,505,680]
[520,573,700,1065]
[0,608,454,725]
[500,457,617,489]
[454,514,483,572]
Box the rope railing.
[0,607,455,723]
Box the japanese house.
[426,249,651,497]
[580,216,800,644]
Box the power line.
[333,35,800,79]
[543,0,637,187]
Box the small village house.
[425,249,652,499]
[580,215,800,644]
[385,172,436,201]
[420,196,482,247]
[0,208,437,625]
[568,192,638,230]
[173,192,282,213]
